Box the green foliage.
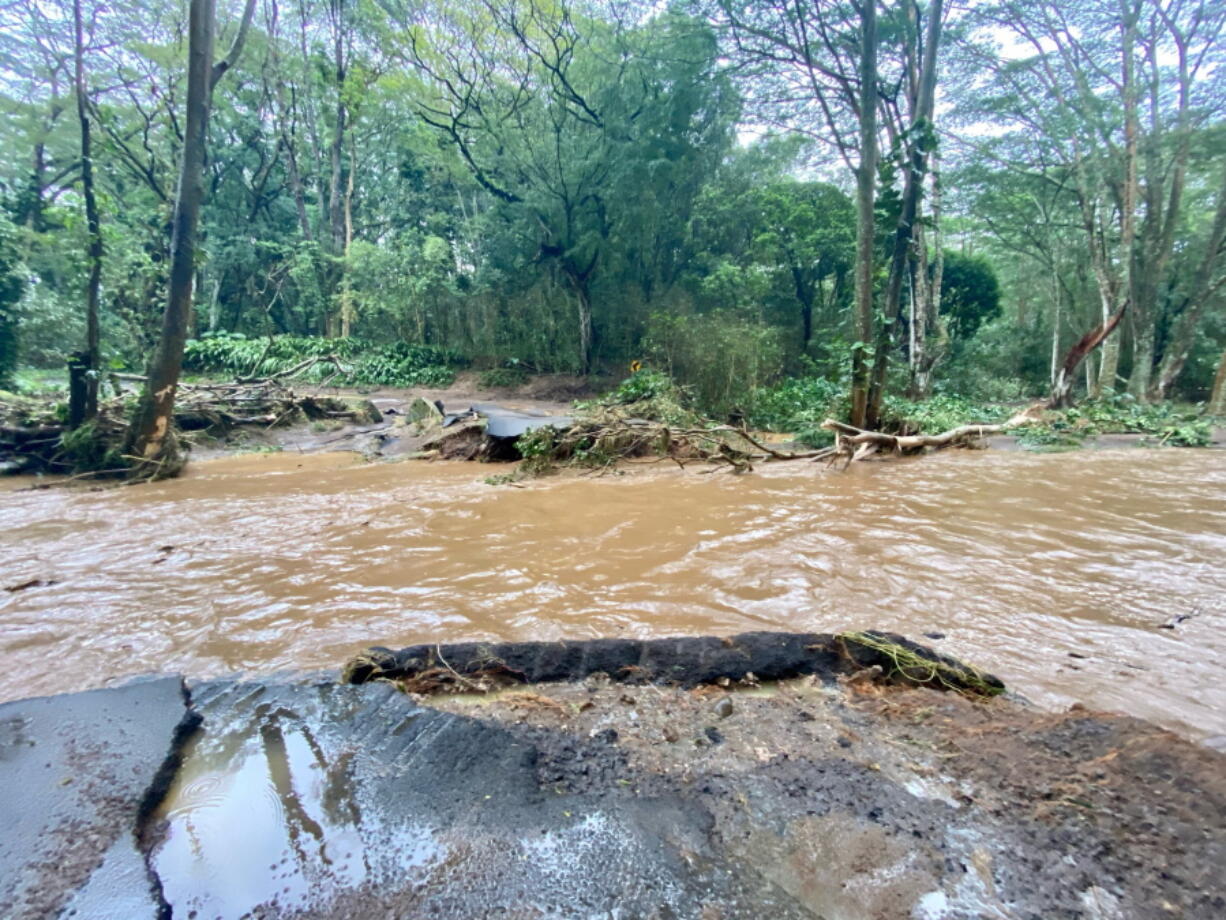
[748,376,845,446]
[10,368,67,396]
[1013,422,1087,450]
[1052,398,1213,447]
[935,317,1049,401]
[878,395,1008,435]
[595,369,678,406]
[3,0,1218,426]
[644,311,785,418]
[0,213,26,389]
[57,420,124,472]
[941,252,1002,340]
[478,366,528,389]
[1013,398,1212,449]
[182,333,460,387]
[577,370,700,427]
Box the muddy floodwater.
[2,448,1224,739]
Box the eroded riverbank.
[2,447,1224,739]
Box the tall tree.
[864,0,944,426]
[125,0,256,474]
[957,0,1226,404]
[393,0,734,373]
[711,0,881,425]
[70,0,102,426]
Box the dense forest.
[1,0,1223,450]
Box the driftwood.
[821,404,1043,466]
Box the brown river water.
[2,448,1224,740]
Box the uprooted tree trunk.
[821,405,1044,465]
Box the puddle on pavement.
[151,705,439,917]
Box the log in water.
[1,448,1223,739]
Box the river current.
[2,448,1223,738]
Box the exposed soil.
[425,677,1226,919]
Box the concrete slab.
[0,676,191,920]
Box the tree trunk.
[866,0,943,427]
[207,275,222,332]
[339,136,356,338]
[1207,348,1226,418]
[908,244,920,392]
[575,284,593,375]
[1128,316,1155,400]
[268,1,314,244]
[849,0,877,429]
[1117,4,1144,402]
[792,265,814,351]
[1151,171,1226,399]
[908,163,944,399]
[26,140,47,233]
[1049,272,1061,388]
[1095,294,1122,396]
[72,0,102,427]
[325,7,350,338]
[124,0,256,475]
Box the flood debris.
[3,577,58,593]
[341,631,1006,698]
[837,631,1006,696]
[820,403,1045,465]
[1159,606,1205,629]
[0,378,381,478]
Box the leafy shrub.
[595,369,678,406]
[0,214,26,389]
[748,376,845,446]
[644,310,785,418]
[935,317,1049,401]
[878,394,1007,435]
[576,370,700,426]
[1009,397,1211,448]
[1054,397,1212,447]
[183,333,461,388]
[479,366,529,388]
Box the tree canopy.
[0,0,1222,418]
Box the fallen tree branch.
[821,404,1044,465]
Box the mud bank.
[2,634,1223,919]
